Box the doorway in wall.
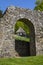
[14,18,36,57]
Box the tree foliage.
[35,0,43,5]
[34,0,43,11]
[0,10,3,18]
[15,21,30,34]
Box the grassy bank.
[13,34,30,42]
[0,56,43,65]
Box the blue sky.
[0,0,36,12]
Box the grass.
[13,34,30,42]
[0,56,43,65]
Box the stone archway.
[14,18,36,57]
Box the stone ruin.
[0,6,43,57]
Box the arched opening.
[14,18,36,57]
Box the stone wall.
[0,6,43,57]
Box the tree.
[34,0,43,11]
[0,10,3,18]
[35,0,43,5]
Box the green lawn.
[0,56,43,65]
[13,34,30,42]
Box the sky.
[0,0,36,12]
